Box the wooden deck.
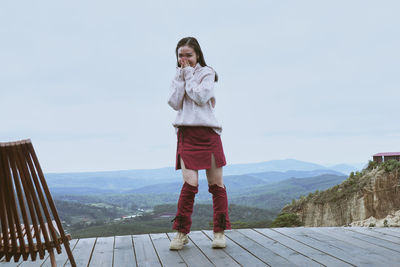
[1,227,400,266]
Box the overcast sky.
[1,1,399,172]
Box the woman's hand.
[179,58,190,68]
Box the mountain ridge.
[46,158,359,177]
[281,160,400,226]
[46,159,357,194]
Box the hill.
[54,173,347,234]
[280,160,400,227]
[52,168,348,237]
[46,159,351,195]
[61,202,275,238]
[128,169,343,193]
[228,174,347,210]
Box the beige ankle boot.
[169,232,189,250]
[212,231,226,248]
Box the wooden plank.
[113,235,136,267]
[5,228,400,267]
[15,226,49,267]
[202,230,267,267]
[0,259,23,267]
[254,228,351,266]
[370,227,400,238]
[17,252,49,267]
[225,229,293,266]
[275,227,383,266]
[149,233,186,266]
[133,234,161,267]
[350,227,400,244]
[89,236,114,267]
[0,241,79,267]
[238,229,322,267]
[1,226,34,267]
[187,231,240,267]
[307,227,400,264]
[65,237,96,267]
[14,258,47,267]
[166,232,213,267]
[41,239,79,267]
[337,227,400,253]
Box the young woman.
[168,37,231,250]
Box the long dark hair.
[175,37,218,82]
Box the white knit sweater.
[168,63,222,135]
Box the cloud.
[1,1,399,171]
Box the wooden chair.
[0,139,76,266]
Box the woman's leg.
[181,157,199,186]
[171,157,199,234]
[206,154,231,234]
[206,154,223,186]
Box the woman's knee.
[184,179,198,187]
[183,170,198,181]
[182,167,199,186]
[180,158,198,183]
[206,169,223,187]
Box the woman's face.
[177,45,198,67]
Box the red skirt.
[176,126,226,170]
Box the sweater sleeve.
[168,68,185,111]
[183,66,215,106]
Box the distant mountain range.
[126,172,348,211]
[228,174,348,210]
[46,159,359,195]
[326,163,367,175]
[127,169,344,194]
[54,173,348,214]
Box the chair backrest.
[0,139,68,262]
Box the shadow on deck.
[1,227,400,266]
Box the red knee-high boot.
[172,182,198,234]
[208,184,232,232]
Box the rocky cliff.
[282,160,400,226]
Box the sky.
[1,1,399,172]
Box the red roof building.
[373,152,400,163]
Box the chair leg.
[64,241,77,267]
[49,249,56,267]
